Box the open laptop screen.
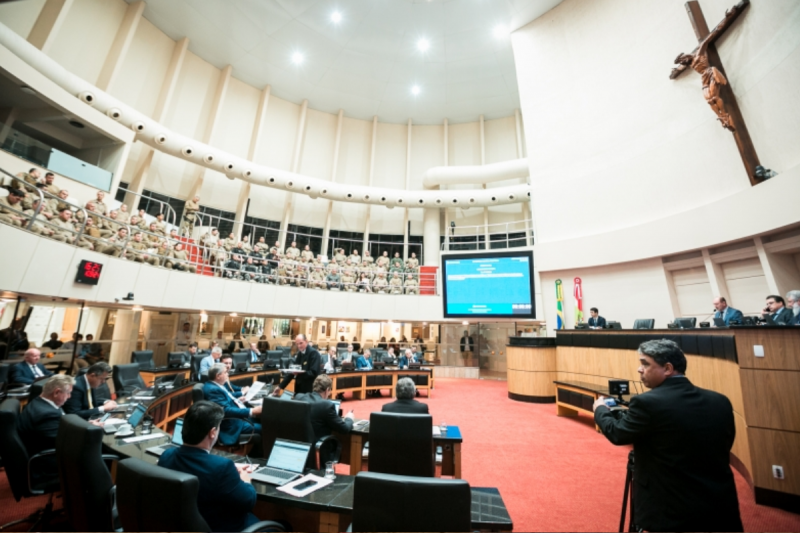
[172,418,184,445]
[127,403,147,428]
[266,439,310,474]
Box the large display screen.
[441,251,535,318]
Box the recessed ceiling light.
[292,52,304,65]
[417,38,429,52]
[493,24,509,39]
[411,85,421,96]
[331,11,341,23]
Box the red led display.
[75,260,103,285]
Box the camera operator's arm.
[593,396,652,446]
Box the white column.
[234,85,271,239]
[515,109,533,246]
[280,99,308,248]
[322,109,344,257]
[96,0,145,92]
[423,207,440,266]
[363,115,378,255]
[403,118,412,259]
[480,115,489,249]
[109,309,142,368]
[27,0,74,54]
[442,118,449,252]
[702,248,730,303]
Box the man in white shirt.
[199,346,222,375]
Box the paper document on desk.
[433,426,441,436]
[276,473,333,498]
[122,434,164,444]
[243,381,264,402]
[132,395,155,400]
[102,418,126,426]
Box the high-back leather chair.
[368,412,434,477]
[131,350,154,370]
[112,363,146,397]
[260,397,339,470]
[351,471,471,532]
[0,399,60,530]
[55,414,117,532]
[191,353,206,382]
[0,362,9,384]
[633,318,655,330]
[116,457,285,532]
[191,383,205,404]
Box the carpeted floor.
[1,378,799,532]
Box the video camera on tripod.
[607,379,630,407]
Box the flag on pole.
[555,279,565,330]
[574,277,584,324]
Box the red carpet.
[2,378,799,532]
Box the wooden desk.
[507,327,800,513]
[329,368,434,400]
[139,366,190,387]
[337,424,463,478]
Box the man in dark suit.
[459,330,474,353]
[158,401,260,532]
[763,295,792,325]
[382,377,428,414]
[587,307,607,329]
[63,362,117,419]
[203,363,262,456]
[9,348,54,385]
[183,342,199,366]
[18,374,72,481]
[593,340,742,532]
[397,349,418,369]
[272,334,320,396]
[294,375,354,463]
[219,354,250,397]
[713,296,744,326]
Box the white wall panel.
[110,17,174,118]
[191,275,226,311]
[47,0,128,85]
[722,257,769,315]
[256,97,299,171]
[299,109,337,181]
[245,184,287,223]
[18,237,73,296]
[162,51,220,139]
[484,116,517,164]
[132,265,170,307]
[0,0,46,39]
[213,77,259,158]
[0,225,42,291]
[163,269,199,308]
[335,117,371,186]
[409,124,444,191]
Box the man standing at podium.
[587,308,606,329]
[713,296,743,326]
[272,334,320,396]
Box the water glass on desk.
[440,421,447,435]
[325,461,336,480]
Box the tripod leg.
[619,468,631,533]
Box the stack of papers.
[276,474,333,497]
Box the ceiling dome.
[129,0,562,124]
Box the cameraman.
[592,339,742,532]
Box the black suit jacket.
[279,348,321,394]
[63,376,102,419]
[17,396,62,455]
[594,377,742,532]
[588,316,606,328]
[382,398,429,414]
[9,362,53,385]
[459,336,474,352]
[294,392,353,441]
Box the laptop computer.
[145,418,184,456]
[713,317,726,327]
[250,439,311,486]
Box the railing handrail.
[117,185,177,227]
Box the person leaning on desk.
[713,296,743,326]
[63,362,118,419]
[158,401,262,532]
[592,339,742,532]
[272,334,320,396]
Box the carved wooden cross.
[671,0,763,186]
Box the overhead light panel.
[417,38,429,52]
[411,85,421,96]
[292,52,304,65]
[331,11,342,23]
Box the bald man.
[9,348,54,385]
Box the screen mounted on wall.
[441,251,535,319]
[75,260,103,285]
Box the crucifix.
[671,0,768,186]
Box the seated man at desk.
[587,307,606,329]
[9,348,54,384]
[219,354,250,397]
[295,374,354,463]
[341,343,358,364]
[762,295,793,325]
[247,342,262,364]
[355,348,374,370]
[397,348,418,369]
[63,362,117,419]
[158,401,261,532]
[713,296,743,326]
[203,363,263,456]
[199,346,222,375]
[184,342,199,365]
[382,377,429,414]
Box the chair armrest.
[315,435,342,465]
[241,519,287,532]
[102,454,120,472]
[27,449,56,495]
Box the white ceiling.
[129,0,563,124]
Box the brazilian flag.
[555,279,565,330]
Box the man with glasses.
[272,334,320,397]
[203,363,263,457]
[63,362,117,419]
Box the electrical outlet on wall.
[772,465,784,480]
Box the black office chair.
[368,412,434,477]
[350,471,471,532]
[116,457,286,532]
[0,363,7,401]
[232,352,250,372]
[260,397,341,470]
[191,353,207,382]
[112,363,147,397]
[56,414,118,532]
[674,317,697,329]
[131,349,154,370]
[633,319,655,330]
[191,383,205,404]
[0,399,61,531]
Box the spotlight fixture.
[331,11,342,23]
[417,38,429,52]
[493,24,509,39]
[411,85,421,96]
[292,52,304,65]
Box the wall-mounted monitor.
[441,251,535,319]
